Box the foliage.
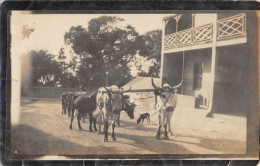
[136,29,162,77]
[64,16,140,87]
[27,16,163,88]
[31,50,61,87]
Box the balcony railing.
[164,13,246,50]
[165,23,213,49]
[217,13,246,41]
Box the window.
[193,63,203,90]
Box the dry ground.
[10,95,246,158]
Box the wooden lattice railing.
[165,23,213,49]
[217,13,246,40]
[164,13,246,49]
[165,33,176,49]
[177,29,192,47]
[193,24,213,44]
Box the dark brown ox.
[69,92,97,132]
[93,86,132,142]
[151,77,182,140]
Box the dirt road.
[10,97,246,157]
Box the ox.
[93,86,132,142]
[70,92,88,120]
[65,92,74,117]
[69,92,97,131]
[116,100,136,127]
[152,77,182,140]
[61,92,68,115]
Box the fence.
[21,86,96,98]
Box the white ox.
[93,85,131,142]
[152,77,182,140]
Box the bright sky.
[11,12,169,56]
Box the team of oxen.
[61,77,182,142]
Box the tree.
[31,50,61,87]
[137,29,162,77]
[64,16,140,87]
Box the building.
[122,76,161,101]
[160,12,259,115]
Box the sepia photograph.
[6,10,259,160]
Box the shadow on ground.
[10,124,118,156]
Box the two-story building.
[160,11,258,115]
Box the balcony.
[217,13,246,41]
[165,23,213,49]
[164,13,246,51]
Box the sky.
[11,12,170,56]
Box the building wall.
[194,14,215,27]
[183,48,212,98]
[212,44,249,115]
[162,48,212,102]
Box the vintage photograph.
[8,11,259,159]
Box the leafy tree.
[137,29,162,77]
[31,50,61,87]
[64,16,139,87]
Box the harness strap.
[160,92,172,108]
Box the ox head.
[151,76,182,96]
[123,101,136,119]
[104,86,131,114]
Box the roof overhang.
[162,14,181,21]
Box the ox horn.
[119,86,131,93]
[171,81,183,89]
[151,75,162,90]
[104,86,131,93]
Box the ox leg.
[117,112,120,127]
[162,110,169,140]
[97,113,103,134]
[63,106,67,115]
[155,111,162,140]
[164,123,169,140]
[69,109,74,129]
[83,114,86,123]
[68,105,71,118]
[111,121,116,141]
[77,113,82,129]
[62,103,64,115]
[93,118,98,131]
[167,111,174,136]
[89,113,93,132]
[104,119,108,142]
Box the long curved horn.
[171,81,183,89]
[104,86,131,93]
[104,87,114,93]
[151,75,162,90]
[119,86,131,93]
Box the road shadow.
[119,120,157,132]
[167,133,246,154]
[10,124,119,157]
[116,131,245,154]
[113,132,196,154]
